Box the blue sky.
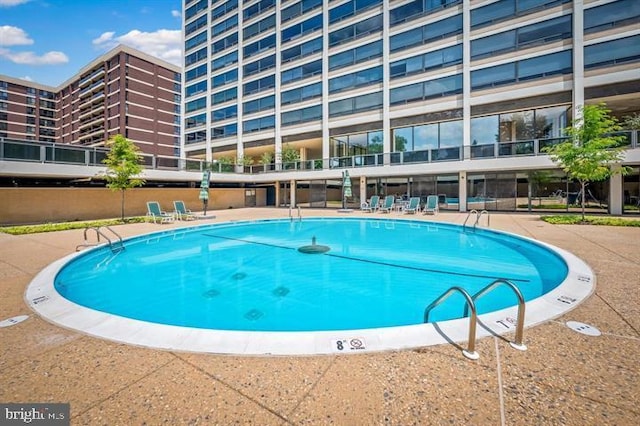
[0,0,182,87]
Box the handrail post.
[424,287,480,360]
[468,279,527,351]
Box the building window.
[243,0,275,21]
[211,68,238,88]
[390,0,461,26]
[584,35,640,70]
[212,33,238,55]
[329,0,382,24]
[212,15,238,37]
[329,40,382,71]
[281,59,322,85]
[211,0,238,20]
[212,123,237,139]
[282,0,322,23]
[471,50,572,90]
[185,64,207,82]
[212,86,238,105]
[185,96,207,113]
[243,34,276,58]
[329,65,383,94]
[244,54,276,77]
[281,37,323,63]
[471,15,572,60]
[281,82,322,105]
[329,14,383,47]
[185,130,206,144]
[390,14,462,53]
[243,115,275,133]
[390,74,462,105]
[186,80,208,98]
[329,91,383,117]
[212,104,238,121]
[212,50,238,71]
[185,14,207,37]
[390,44,462,78]
[243,74,276,96]
[281,14,322,43]
[243,95,275,115]
[282,105,322,126]
[185,113,206,129]
[584,0,640,34]
[244,14,276,40]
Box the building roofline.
[1,44,181,91]
[57,44,181,88]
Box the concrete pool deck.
[1,208,638,425]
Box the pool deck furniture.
[146,201,175,224]
[378,195,395,213]
[361,195,380,213]
[423,195,439,215]
[403,197,421,214]
[173,201,196,221]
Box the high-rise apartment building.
[0,45,182,156]
[181,0,638,214]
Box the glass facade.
[181,0,639,214]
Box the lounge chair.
[378,195,395,213]
[173,200,196,220]
[146,201,174,224]
[423,195,439,215]
[403,197,421,214]
[361,195,380,213]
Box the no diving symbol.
[333,337,366,352]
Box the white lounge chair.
[146,201,174,224]
[423,195,439,215]
[361,195,380,213]
[378,195,395,213]
[173,200,196,220]
[403,197,421,214]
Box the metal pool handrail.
[465,279,527,351]
[424,286,479,360]
[76,226,124,253]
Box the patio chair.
[361,195,380,213]
[146,201,174,224]
[173,200,196,220]
[403,197,421,214]
[378,195,395,213]
[423,195,439,215]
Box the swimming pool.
[27,217,595,355]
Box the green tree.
[543,103,629,220]
[622,112,640,130]
[258,151,274,165]
[102,134,145,221]
[281,144,300,163]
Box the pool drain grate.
[202,289,220,298]
[244,309,264,321]
[273,286,290,297]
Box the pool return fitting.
[424,279,527,360]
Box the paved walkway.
[1,208,638,425]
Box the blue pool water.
[54,218,568,332]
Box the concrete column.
[459,171,467,212]
[360,176,367,207]
[462,0,471,159]
[290,179,296,207]
[275,180,280,207]
[321,0,330,163]
[274,2,283,167]
[382,0,391,164]
[236,2,245,163]
[573,0,585,122]
[609,172,623,215]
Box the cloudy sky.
[0,0,182,87]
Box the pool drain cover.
[273,286,290,297]
[202,289,220,298]
[232,272,247,280]
[566,321,601,336]
[244,309,264,321]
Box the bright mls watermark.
[1,403,69,425]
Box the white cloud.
[0,49,68,65]
[93,29,182,67]
[20,75,33,81]
[92,31,115,46]
[171,10,181,18]
[0,25,33,46]
[0,0,30,7]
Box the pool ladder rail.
[424,279,527,360]
[75,226,125,253]
[289,205,302,222]
[463,209,490,229]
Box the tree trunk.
[121,189,125,221]
[580,181,586,222]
